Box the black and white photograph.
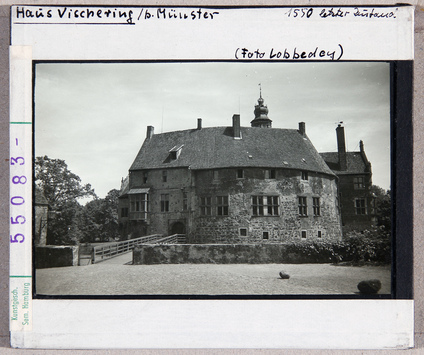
[7,4,415,349]
[33,61,392,296]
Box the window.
[237,169,244,179]
[130,193,149,220]
[317,230,322,238]
[313,197,321,216]
[213,170,219,181]
[252,196,279,216]
[200,196,212,216]
[240,228,247,236]
[121,207,129,218]
[183,192,188,211]
[217,196,229,216]
[265,169,276,179]
[301,230,307,239]
[355,198,367,215]
[298,196,308,216]
[263,231,269,240]
[301,171,309,180]
[353,176,365,190]
[160,194,169,212]
[143,172,148,184]
[162,170,167,182]
[169,144,184,160]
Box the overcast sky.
[34,62,390,198]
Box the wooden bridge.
[79,234,186,265]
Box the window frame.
[162,170,167,183]
[354,198,367,215]
[353,176,365,190]
[216,195,229,216]
[251,195,280,216]
[313,197,321,216]
[200,196,212,216]
[298,196,308,217]
[182,192,188,211]
[265,169,276,179]
[121,207,129,218]
[160,194,170,212]
[129,193,149,220]
[237,169,244,179]
[301,171,309,181]
[213,170,219,181]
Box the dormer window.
[169,144,184,160]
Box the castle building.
[118,94,344,243]
[320,125,375,232]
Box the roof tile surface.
[319,152,370,174]
[130,127,334,176]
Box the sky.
[34,62,391,199]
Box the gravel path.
[35,263,391,296]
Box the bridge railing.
[153,234,186,244]
[92,234,186,263]
[92,234,161,263]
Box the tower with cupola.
[251,85,272,128]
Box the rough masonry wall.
[191,167,342,243]
[338,174,375,232]
[133,244,342,265]
[35,246,79,269]
[130,168,192,236]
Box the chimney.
[197,118,202,130]
[232,114,241,139]
[146,126,154,139]
[336,124,347,171]
[298,122,306,137]
[359,140,371,173]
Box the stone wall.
[191,168,342,243]
[120,166,342,243]
[35,245,79,269]
[133,244,337,265]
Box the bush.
[283,227,391,265]
[343,226,391,264]
[284,240,346,263]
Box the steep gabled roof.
[319,151,371,175]
[130,126,335,176]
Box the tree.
[370,185,391,233]
[47,200,85,245]
[35,156,96,209]
[35,156,97,245]
[79,189,119,243]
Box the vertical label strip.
[9,46,33,333]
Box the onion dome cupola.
[251,85,272,128]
